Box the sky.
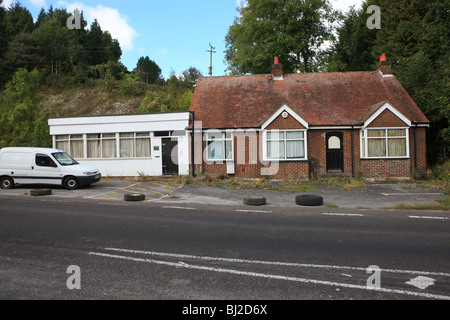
[2,0,364,79]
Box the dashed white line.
[408,216,448,221]
[236,209,272,213]
[162,206,196,210]
[382,193,442,196]
[323,213,364,217]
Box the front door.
[162,138,179,175]
[326,132,344,173]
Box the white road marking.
[102,247,450,277]
[86,183,139,199]
[382,193,442,196]
[406,276,436,290]
[236,209,272,213]
[409,216,448,221]
[162,206,196,210]
[323,213,364,217]
[88,251,450,300]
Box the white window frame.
[360,127,410,159]
[262,129,308,161]
[205,131,234,161]
[119,132,152,159]
[55,134,85,158]
[86,133,118,159]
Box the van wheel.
[63,177,79,190]
[1,177,14,190]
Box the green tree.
[225,0,338,74]
[135,56,162,84]
[33,18,70,74]
[0,0,10,86]
[5,33,45,71]
[0,69,42,147]
[326,3,377,71]
[5,2,34,37]
[182,67,203,88]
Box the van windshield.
[52,152,78,166]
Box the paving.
[0,178,447,211]
[160,183,447,210]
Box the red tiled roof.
[190,71,429,129]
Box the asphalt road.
[1,195,449,304]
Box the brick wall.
[188,110,427,179]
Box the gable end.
[364,102,411,128]
[262,105,309,130]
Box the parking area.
[0,179,180,202]
[0,178,447,210]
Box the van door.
[32,153,61,185]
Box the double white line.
[89,247,450,300]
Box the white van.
[0,147,101,190]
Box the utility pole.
[206,43,216,77]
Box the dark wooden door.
[326,132,344,173]
[162,138,179,175]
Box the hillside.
[37,83,146,118]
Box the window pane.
[87,140,101,158]
[389,138,407,157]
[120,139,134,158]
[71,134,83,139]
[267,131,284,140]
[70,140,84,158]
[267,141,285,159]
[368,130,386,137]
[56,135,69,141]
[136,132,150,137]
[368,139,386,157]
[56,141,69,153]
[328,136,341,149]
[286,131,304,139]
[120,133,134,139]
[102,139,116,158]
[103,133,116,139]
[36,154,56,167]
[225,140,233,159]
[87,134,100,140]
[207,132,222,140]
[388,129,406,137]
[208,140,224,159]
[361,137,366,158]
[286,141,304,158]
[136,138,151,157]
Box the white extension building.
[48,112,192,177]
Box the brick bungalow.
[189,55,430,180]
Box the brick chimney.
[271,57,283,80]
[377,53,393,76]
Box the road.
[0,195,449,305]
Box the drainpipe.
[351,126,355,178]
[414,124,417,170]
[190,111,195,177]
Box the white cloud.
[1,0,14,8]
[59,1,138,51]
[30,0,46,7]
